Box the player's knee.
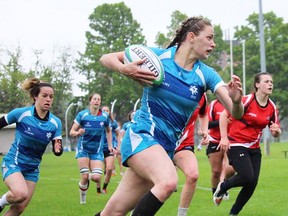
[11,190,29,203]
[241,173,254,185]
[90,174,101,182]
[105,166,113,174]
[90,168,103,182]
[212,168,222,179]
[185,171,199,184]
[161,176,178,194]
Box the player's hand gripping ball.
[124,44,164,86]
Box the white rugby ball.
[124,44,164,86]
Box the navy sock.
[132,191,163,216]
[94,211,101,216]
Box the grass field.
[1,142,288,216]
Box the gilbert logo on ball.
[124,44,164,86]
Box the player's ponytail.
[167,16,212,49]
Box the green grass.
[1,142,288,215]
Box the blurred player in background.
[101,105,121,194]
[174,94,209,216]
[207,99,235,200]
[70,93,112,204]
[214,72,281,216]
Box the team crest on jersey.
[25,127,34,136]
[189,86,198,97]
[46,132,52,140]
[85,122,92,127]
[100,122,104,127]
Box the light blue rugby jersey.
[74,109,109,154]
[102,118,119,150]
[133,46,225,152]
[4,106,62,170]
[122,121,132,132]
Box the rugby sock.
[131,191,163,216]
[212,188,216,195]
[97,187,101,194]
[102,183,108,190]
[0,193,9,208]
[177,207,188,216]
[94,211,101,216]
[79,182,88,191]
[79,182,89,204]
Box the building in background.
[0,114,15,155]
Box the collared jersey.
[128,46,225,152]
[74,109,109,154]
[3,106,62,170]
[175,94,207,151]
[228,93,279,148]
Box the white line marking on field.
[40,177,212,191]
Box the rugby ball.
[124,44,164,86]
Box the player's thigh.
[127,144,177,183]
[9,180,36,212]
[174,150,198,177]
[77,157,90,169]
[90,159,104,170]
[5,172,28,196]
[208,151,225,171]
[104,155,114,170]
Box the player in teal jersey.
[118,110,136,176]
[0,78,62,214]
[70,93,113,204]
[121,110,136,135]
[101,105,121,194]
[95,16,244,216]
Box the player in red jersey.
[174,94,209,216]
[213,72,281,215]
[207,99,234,199]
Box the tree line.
[1,2,288,136]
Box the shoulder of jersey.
[124,44,164,86]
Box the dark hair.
[88,93,101,102]
[167,16,212,49]
[21,78,53,102]
[254,72,272,92]
[102,105,114,121]
[127,110,135,121]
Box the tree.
[155,10,188,48]
[232,12,288,119]
[76,2,146,121]
[28,47,74,123]
[0,47,28,112]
